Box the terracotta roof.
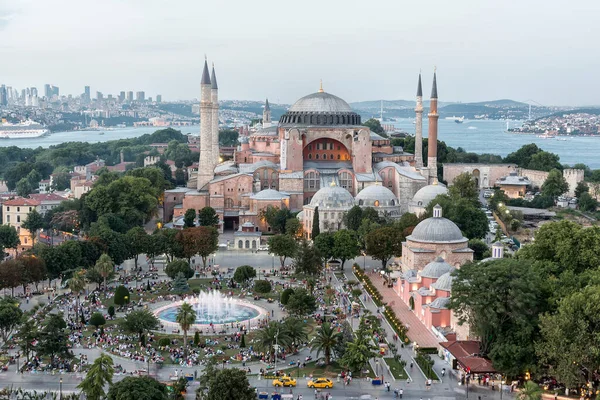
[3,197,41,206]
[30,193,66,202]
[440,341,496,373]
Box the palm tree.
[311,322,341,365]
[95,254,114,289]
[78,352,114,400]
[68,269,86,320]
[283,317,308,351]
[176,302,196,357]
[256,321,291,362]
[518,381,542,400]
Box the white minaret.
[492,241,504,259]
[263,98,271,128]
[197,58,214,191]
[433,203,442,218]
[211,64,220,167]
[414,73,424,168]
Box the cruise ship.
[0,119,49,139]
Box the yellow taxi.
[307,378,334,389]
[272,376,297,387]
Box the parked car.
[257,245,269,251]
[273,376,297,387]
[307,378,334,389]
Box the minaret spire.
[431,67,438,99]
[201,59,211,85]
[211,63,218,90]
[427,68,439,183]
[263,98,272,128]
[211,63,220,167]
[414,72,424,168]
[318,79,324,93]
[197,57,214,190]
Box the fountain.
[154,290,267,331]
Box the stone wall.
[443,163,517,189]
[519,168,584,196]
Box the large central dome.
[280,90,361,126]
[289,92,353,113]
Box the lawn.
[384,357,408,380]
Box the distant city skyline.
[1,0,599,106]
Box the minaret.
[263,98,271,128]
[427,69,439,183]
[414,73,424,168]
[197,58,214,191]
[211,64,220,167]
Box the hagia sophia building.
[164,60,452,240]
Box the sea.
[1,120,599,168]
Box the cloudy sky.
[1,0,598,105]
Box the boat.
[0,119,49,139]
[445,116,464,123]
[99,132,105,135]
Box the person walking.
[400,388,403,399]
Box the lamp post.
[375,359,380,376]
[273,329,280,376]
[500,376,505,400]
[59,377,63,400]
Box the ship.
[0,119,49,139]
[445,116,464,123]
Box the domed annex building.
[164,61,444,235]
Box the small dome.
[412,182,448,207]
[310,183,355,209]
[356,185,399,207]
[250,126,278,137]
[421,257,455,279]
[251,189,289,201]
[289,91,353,113]
[408,214,465,243]
[296,211,304,220]
[432,271,454,292]
[241,221,254,228]
[428,297,451,310]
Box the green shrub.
[108,305,115,318]
[89,312,106,328]
[114,285,130,307]
[165,260,194,280]
[254,280,272,294]
[158,337,171,347]
[280,288,294,305]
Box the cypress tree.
[312,206,320,239]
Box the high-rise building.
[31,87,38,97]
[148,97,152,103]
[96,91,103,101]
[52,86,59,97]
[126,91,134,102]
[84,86,91,102]
[136,91,145,102]
[44,84,51,99]
[0,85,7,106]
[119,91,125,102]
[156,95,162,103]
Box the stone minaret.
[211,64,220,167]
[197,59,214,191]
[414,73,424,168]
[263,98,271,128]
[427,70,439,183]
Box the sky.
[1,0,599,106]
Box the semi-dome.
[310,182,355,209]
[408,207,465,243]
[428,297,451,310]
[251,189,289,201]
[412,182,448,207]
[432,271,454,292]
[279,90,361,126]
[420,257,455,278]
[356,185,399,207]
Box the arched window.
[339,171,353,191]
[359,200,364,206]
[224,198,234,208]
[238,240,243,248]
[304,172,320,191]
[337,154,341,160]
[271,171,278,181]
[245,240,250,249]
[252,240,257,249]
[315,154,320,160]
[330,154,334,160]
[390,199,395,206]
[388,169,392,180]
[308,154,312,159]
[322,153,327,160]
[263,169,268,180]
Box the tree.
[172,272,190,293]
[19,255,47,292]
[541,169,568,198]
[267,234,297,268]
[449,172,479,202]
[254,280,272,294]
[293,240,322,276]
[176,226,218,268]
[68,269,86,318]
[38,313,70,362]
[21,209,44,245]
[518,381,542,400]
[233,265,256,287]
[218,129,240,147]
[332,230,360,270]
[312,206,320,239]
[125,226,150,269]
[575,181,589,198]
[165,259,194,280]
[78,353,114,400]
[51,171,71,191]
[0,225,20,258]
[205,368,256,400]
[17,318,38,362]
[504,143,542,168]
[286,288,317,316]
[113,285,130,307]
[313,232,335,264]
[362,118,385,135]
[183,208,196,228]
[357,218,380,250]
[365,226,403,268]
[425,195,489,239]
[340,327,379,373]
[0,297,23,345]
[344,206,363,232]
[489,189,510,212]
[280,288,294,305]
[579,192,598,212]
[537,285,600,388]
[95,253,114,289]
[528,151,562,172]
[108,306,115,318]
[176,302,196,357]
[311,322,341,365]
[283,317,308,351]
[259,205,293,234]
[284,217,302,238]
[0,259,24,296]
[89,312,106,328]
[198,206,219,227]
[120,309,160,343]
[255,321,291,361]
[107,376,168,400]
[468,239,490,261]
[450,259,548,376]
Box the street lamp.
[375,359,380,377]
[59,377,63,400]
[273,329,280,376]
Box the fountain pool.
[153,290,267,330]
